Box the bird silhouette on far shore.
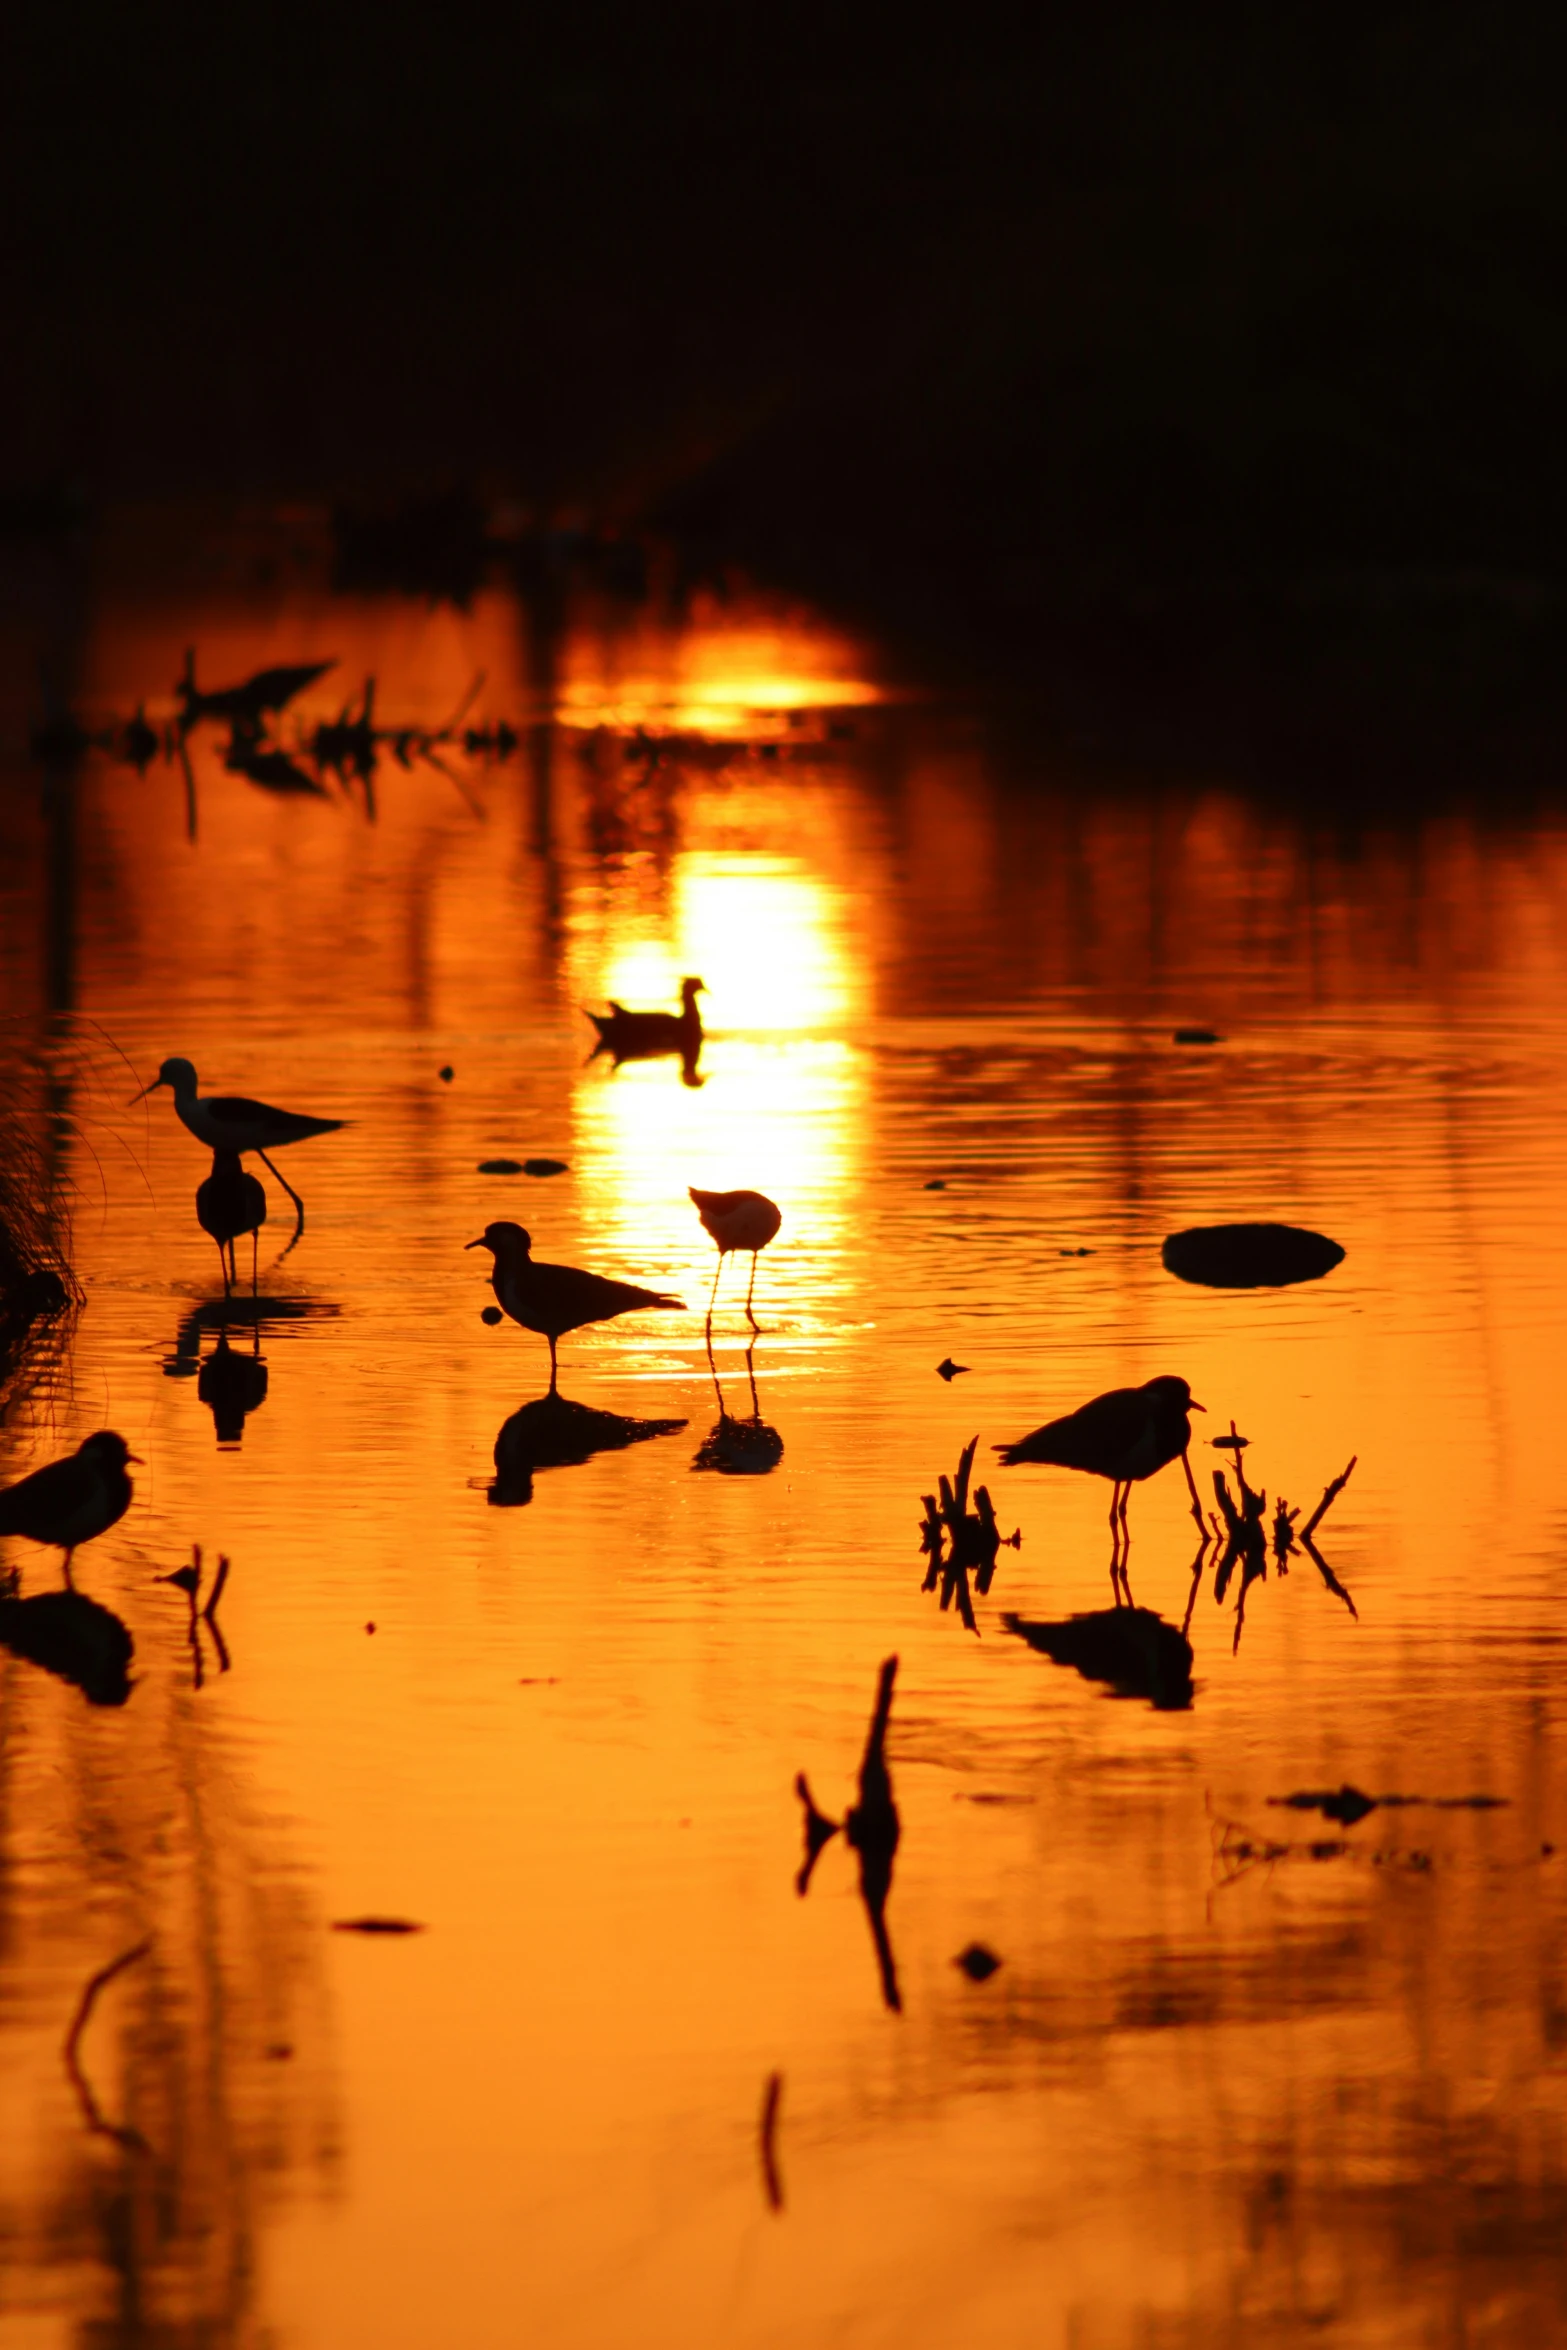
[466,1221,685,1393]
[196,1151,267,1296]
[689,1187,781,1327]
[995,1375,1207,1571]
[586,976,705,1080]
[0,1432,139,1585]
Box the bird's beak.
[127,1453,145,1463]
[129,1077,165,1105]
[464,1237,486,1251]
[1189,1400,1206,1412]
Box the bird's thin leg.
[1181,1445,1206,1528]
[62,1548,75,1591]
[1107,1483,1124,1598]
[216,1240,231,1297]
[744,1251,760,1330]
[251,1229,259,1297]
[547,1335,559,1397]
[707,1252,723,1325]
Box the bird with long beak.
[466,1222,685,1394]
[0,1431,141,1586]
[133,1057,348,1156]
[994,1376,1208,1549]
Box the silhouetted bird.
[995,1375,1207,1536]
[177,649,335,732]
[586,976,705,1069]
[196,1151,267,1295]
[466,1221,685,1393]
[689,1186,781,1325]
[134,1057,348,1155]
[1003,1607,1195,1710]
[0,1586,134,1705]
[0,1431,139,1583]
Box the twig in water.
[759,2072,784,2212]
[64,1940,152,2154]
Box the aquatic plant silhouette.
[158,1545,232,1687]
[491,1391,687,1506]
[918,1436,1021,1632]
[793,1656,903,2012]
[1207,1427,1358,1650]
[176,650,335,736]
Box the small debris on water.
[438,1066,454,1082]
[1059,1246,1093,1256]
[1173,1027,1222,1045]
[1272,1785,1378,1827]
[936,1357,969,1382]
[955,1943,1002,1981]
[365,1622,376,1634]
[332,1917,425,1935]
[518,1676,560,1686]
[479,1158,524,1174]
[264,2042,294,2060]
[924,1178,947,1191]
[480,1305,503,1325]
[523,1157,568,1177]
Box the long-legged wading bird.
[586,976,705,1068]
[994,1375,1207,1542]
[466,1221,685,1394]
[689,1187,781,1326]
[196,1151,267,1296]
[0,1432,140,1586]
[134,1057,347,1239]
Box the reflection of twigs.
[176,732,198,842]
[258,1149,305,1258]
[1302,1457,1358,1543]
[64,1940,152,2155]
[203,1553,233,1672]
[1300,1531,1358,1619]
[759,2072,784,2212]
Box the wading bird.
[688,1187,781,1326]
[994,1375,1207,1550]
[0,1432,140,1585]
[134,1057,347,1156]
[586,976,705,1070]
[196,1151,267,1296]
[466,1221,685,1394]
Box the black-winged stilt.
[688,1186,782,1326]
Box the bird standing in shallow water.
[196,1151,267,1296]
[134,1057,347,1156]
[466,1221,685,1394]
[995,1375,1207,1572]
[689,1187,782,1327]
[0,1432,140,1585]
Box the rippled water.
[3,540,1567,2346]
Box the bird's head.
[465,1222,530,1260]
[681,976,707,1003]
[132,1055,196,1105]
[82,1430,143,1468]
[1145,1375,1203,1414]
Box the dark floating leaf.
[480,1305,504,1325]
[955,1943,1002,1982]
[522,1158,568,1177]
[1162,1222,1345,1289]
[1059,1246,1093,1256]
[935,1357,970,1382]
[478,1158,524,1174]
[924,1178,947,1190]
[332,1916,424,1935]
[1173,1027,1222,1045]
[1272,1785,1378,1827]
[438,1066,454,1082]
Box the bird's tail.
[993,1434,1057,1467]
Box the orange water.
[2,553,1566,2347]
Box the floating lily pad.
[1162,1222,1345,1289]
[478,1158,523,1174]
[1173,1027,1222,1045]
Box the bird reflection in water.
[692,1330,783,1476]
[163,1298,334,1447]
[0,1566,135,1706]
[918,1438,1021,1631]
[491,1392,687,1507]
[794,1656,902,2013]
[1002,1598,1196,1711]
[585,975,706,1088]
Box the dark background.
[5,4,1566,759]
